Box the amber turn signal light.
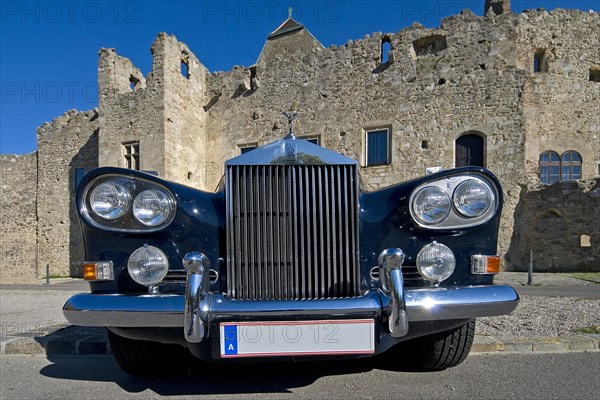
[82,261,115,281]
[471,255,501,275]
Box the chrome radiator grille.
[226,164,360,300]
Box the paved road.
[1,352,598,399]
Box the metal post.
[527,250,533,285]
[45,264,50,285]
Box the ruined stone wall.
[37,109,99,278]
[204,10,529,255]
[4,5,598,283]
[98,34,209,189]
[0,154,38,283]
[158,34,209,189]
[97,46,165,175]
[507,179,599,271]
[518,9,600,185]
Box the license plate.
[220,319,375,358]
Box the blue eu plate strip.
[223,325,238,355]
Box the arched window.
[539,151,582,184]
[455,133,485,168]
[539,151,560,184]
[560,151,582,181]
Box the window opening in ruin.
[74,168,85,190]
[239,143,257,155]
[455,133,485,168]
[188,172,193,180]
[421,140,429,149]
[438,78,446,85]
[129,75,140,91]
[590,67,600,82]
[533,49,548,73]
[539,151,560,184]
[181,60,190,79]
[123,141,140,170]
[300,135,321,146]
[560,151,582,181]
[366,128,390,166]
[412,35,447,57]
[381,38,391,64]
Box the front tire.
[410,319,476,371]
[107,329,191,375]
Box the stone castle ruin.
[1,1,598,282]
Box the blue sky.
[1,0,598,154]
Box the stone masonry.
[0,3,598,282]
[0,154,38,283]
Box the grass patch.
[567,272,600,284]
[575,326,600,334]
[47,275,71,279]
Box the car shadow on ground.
[39,350,428,396]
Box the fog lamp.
[416,241,455,284]
[127,245,169,286]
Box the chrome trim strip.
[63,285,519,327]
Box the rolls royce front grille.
[226,164,360,300]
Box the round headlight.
[127,245,169,286]
[412,186,451,225]
[416,242,456,283]
[89,182,131,220]
[453,179,493,218]
[133,189,174,226]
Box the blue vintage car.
[64,131,519,374]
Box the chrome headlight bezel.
[453,178,493,218]
[80,174,177,232]
[133,189,176,227]
[412,186,452,225]
[89,182,131,220]
[409,174,498,230]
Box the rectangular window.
[238,143,257,155]
[366,128,390,166]
[123,141,140,170]
[300,135,320,146]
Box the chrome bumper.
[63,284,519,329]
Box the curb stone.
[1,325,598,356]
[472,334,600,353]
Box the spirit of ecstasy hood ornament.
[282,111,298,139]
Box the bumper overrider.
[63,249,519,353]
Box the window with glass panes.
[366,128,390,166]
[540,151,582,184]
[560,151,582,181]
[239,144,257,154]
